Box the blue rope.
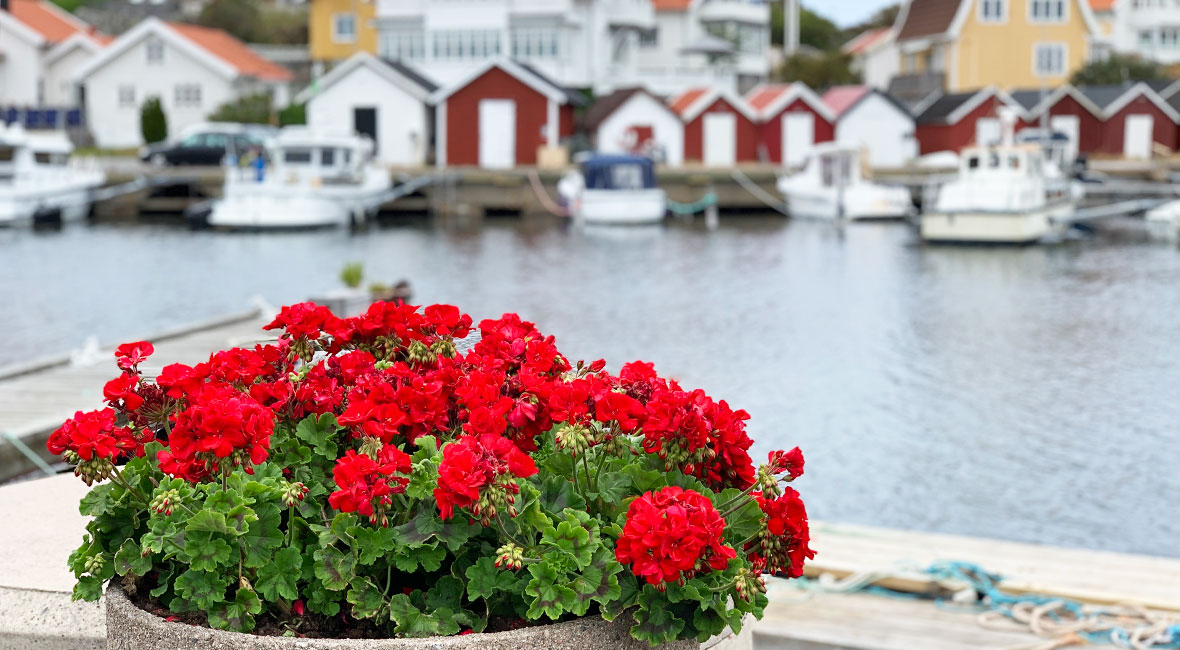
[666,192,717,215]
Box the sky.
[804,0,898,28]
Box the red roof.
[9,0,88,43]
[1089,0,1114,11]
[652,0,692,10]
[842,28,892,55]
[169,22,293,82]
[746,84,792,112]
[668,87,709,116]
[821,85,870,116]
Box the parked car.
[139,123,277,166]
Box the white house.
[1108,0,1180,64]
[0,0,101,107]
[821,85,917,168]
[842,27,898,91]
[76,17,293,148]
[585,86,685,165]
[366,0,768,95]
[296,52,436,167]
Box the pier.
[1,312,1178,649]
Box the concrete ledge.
[0,587,103,650]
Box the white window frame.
[1028,0,1067,23]
[146,38,164,64]
[379,30,424,60]
[118,85,136,107]
[1032,42,1067,77]
[1162,26,1180,48]
[978,0,1007,23]
[174,83,201,108]
[332,12,357,44]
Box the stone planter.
[106,585,698,650]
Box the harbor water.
[2,216,1178,559]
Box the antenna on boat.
[999,107,1018,147]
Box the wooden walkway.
[0,311,272,481]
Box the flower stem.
[109,466,151,508]
[718,483,761,516]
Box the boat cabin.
[252,128,375,186]
[580,154,657,192]
[0,125,75,183]
[795,143,866,190]
[958,145,1044,180]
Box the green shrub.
[140,97,168,144]
[208,93,272,125]
[340,262,364,289]
[278,102,306,127]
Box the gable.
[895,0,962,42]
[595,91,679,134]
[296,53,433,105]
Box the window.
[511,29,560,59]
[979,0,1006,22]
[118,85,135,107]
[146,38,163,63]
[1033,42,1066,76]
[1029,0,1066,22]
[639,28,658,48]
[174,84,201,108]
[1163,27,1180,48]
[321,148,336,166]
[1140,29,1155,49]
[432,30,501,60]
[333,12,357,43]
[284,148,313,164]
[379,30,424,60]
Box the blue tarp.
[582,154,656,190]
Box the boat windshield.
[33,152,68,166]
[819,152,854,188]
[0,146,15,163]
[583,156,655,190]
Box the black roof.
[1007,89,1044,111]
[515,61,588,107]
[1076,83,1139,110]
[583,87,669,131]
[915,91,982,124]
[1168,90,1180,114]
[381,59,438,94]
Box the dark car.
[139,125,272,166]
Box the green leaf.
[540,475,586,513]
[568,549,623,616]
[346,578,387,621]
[540,509,599,570]
[113,540,152,577]
[524,562,576,621]
[622,464,665,494]
[224,506,258,536]
[306,579,342,616]
[295,413,340,459]
[425,576,464,611]
[72,575,103,602]
[590,471,632,504]
[173,569,230,610]
[601,573,640,622]
[255,547,302,601]
[465,556,518,601]
[387,594,461,637]
[186,534,232,572]
[186,510,232,537]
[720,497,763,547]
[411,434,439,462]
[209,588,262,633]
[631,591,685,645]
[350,525,397,565]
[392,544,445,573]
[313,546,356,591]
[241,503,283,568]
[79,484,118,516]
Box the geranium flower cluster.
[47,408,150,485]
[750,486,815,578]
[328,447,412,526]
[434,433,537,524]
[162,383,276,481]
[615,486,737,588]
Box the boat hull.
[0,179,103,226]
[920,201,1074,244]
[777,177,913,221]
[208,177,390,229]
[574,188,666,225]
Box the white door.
[975,118,1001,146]
[782,112,814,167]
[1049,114,1080,159]
[1124,114,1154,159]
[478,99,516,169]
[703,112,736,166]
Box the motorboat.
[205,127,391,229]
[0,123,106,226]
[920,109,1076,244]
[557,154,666,225]
[776,143,914,220]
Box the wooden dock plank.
[806,522,1180,612]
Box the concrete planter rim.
[105,584,695,649]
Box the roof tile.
[669,87,709,116]
[168,22,293,82]
[822,85,871,116]
[9,0,88,43]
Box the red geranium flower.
[749,487,814,578]
[162,383,275,480]
[767,447,805,479]
[328,447,412,525]
[434,433,537,521]
[103,373,144,411]
[615,486,736,587]
[593,390,646,432]
[115,341,154,372]
[156,363,205,400]
[263,302,338,341]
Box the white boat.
[776,143,914,220]
[1145,201,1180,242]
[920,109,1076,244]
[0,123,106,226]
[206,127,391,229]
[557,154,666,225]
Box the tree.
[207,93,273,124]
[1070,54,1165,86]
[278,103,306,127]
[197,0,263,43]
[140,97,167,144]
[774,51,860,89]
[771,5,842,50]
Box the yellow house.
[893,0,1103,92]
[310,0,377,64]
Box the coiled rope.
[797,561,1180,650]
